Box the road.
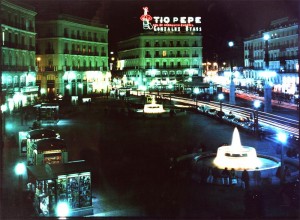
[164,95,299,140]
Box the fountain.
[213,128,262,170]
[143,95,166,114]
[195,127,281,178]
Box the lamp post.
[15,162,26,216]
[253,100,260,135]
[193,87,200,108]
[263,34,270,69]
[277,132,287,185]
[15,162,26,191]
[56,202,70,217]
[218,93,224,112]
[263,33,272,113]
[228,41,236,105]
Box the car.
[222,114,236,123]
[231,117,251,127]
[197,105,209,114]
[216,111,225,119]
[207,108,217,117]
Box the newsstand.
[26,160,93,217]
[27,137,68,165]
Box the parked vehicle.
[207,108,217,117]
[197,105,210,114]
[222,114,236,123]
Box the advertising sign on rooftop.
[140,7,201,32]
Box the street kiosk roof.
[27,129,58,139]
[34,138,67,151]
[27,160,90,180]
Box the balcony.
[2,65,32,71]
[45,49,55,54]
[2,41,34,51]
[45,66,55,71]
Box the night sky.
[24,0,299,62]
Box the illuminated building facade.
[1,0,38,111]
[36,14,110,99]
[116,32,203,91]
[243,17,299,95]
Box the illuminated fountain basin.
[196,128,280,177]
[214,128,263,170]
[135,95,170,117]
[143,103,166,114]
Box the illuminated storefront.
[1,0,38,111]
[27,161,92,217]
[243,17,299,95]
[35,14,109,99]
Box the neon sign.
[140,7,201,32]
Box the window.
[156,62,159,68]
[146,62,150,68]
[64,28,68,37]
[162,51,167,57]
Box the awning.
[27,129,57,139]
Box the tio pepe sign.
[140,7,201,32]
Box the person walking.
[253,167,261,186]
[241,169,250,190]
[221,167,230,185]
[206,167,213,184]
[229,168,237,185]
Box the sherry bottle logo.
[140,7,153,30]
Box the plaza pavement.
[1,95,299,218]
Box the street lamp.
[15,162,26,190]
[263,34,270,69]
[277,132,287,184]
[193,87,200,108]
[56,202,70,217]
[263,33,272,113]
[253,100,260,135]
[218,93,224,112]
[228,41,235,105]
[15,162,26,216]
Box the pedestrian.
[24,111,29,126]
[212,167,221,184]
[229,168,237,185]
[241,169,250,190]
[221,167,230,185]
[253,167,261,186]
[21,110,24,126]
[206,166,213,184]
[282,166,291,183]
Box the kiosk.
[27,138,68,166]
[26,160,93,217]
[19,129,59,157]
[35,103,59,124]
[25,129,60,163]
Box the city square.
[0,0,299,218]
[1,94,299,218]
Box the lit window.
[162,51,167,57]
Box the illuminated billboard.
[140,7,201,32]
